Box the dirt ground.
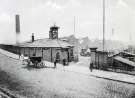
[0,54,135,98]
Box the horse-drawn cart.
[28,56,45,68]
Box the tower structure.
[49,24,59,39]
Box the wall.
[0,44,19,54]
[19,47,74,63]
[43,48,51,61]
[0,45,74,63]
[52,48,68,63]
[113,59,135,71]
[90,48,109,69]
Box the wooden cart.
[29,57,45,68]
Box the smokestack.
[15,15,20,33]
[15,14,20,44]
[32,33,34,42]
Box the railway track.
[0,87,17,98]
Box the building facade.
[15,25,74,64]
[90,48,135,71]
[90,48,109,69]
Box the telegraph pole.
[103,0,105,52]
[73,16,78,61]
[74,16,76,37]
[111,28,114,40]
[73,16,76,56]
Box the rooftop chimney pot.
[32,33,34,42]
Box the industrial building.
[16,25,74,64]
[0,15,74,64]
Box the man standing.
[63,59,66,66]
[54,59,57,68]
[89,62,93,72]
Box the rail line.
[0,87,17,98]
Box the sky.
[0,0,135,44]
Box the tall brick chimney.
[16,15,20,33]
[15,14,20,44]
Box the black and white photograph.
[0,0,135,98]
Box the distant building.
[90,47,135,71]
[80,48,90,56]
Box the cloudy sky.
[0,0,135,44]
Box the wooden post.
[29,48,30,57]
[35,47,36,56]
[51,48,52,62]
[24,48,25,55]
[19,47,21,58]
[42,48,43,59]
[98,53,99,69]
[103,0,105,51]
[95,52,96,67]
[67,49,69,62]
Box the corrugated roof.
[17,38,73,48]
[114,56,135,67]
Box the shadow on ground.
[22,65,55,71]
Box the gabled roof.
[114,56,135,67]
[108,52,120,57]
[120,51,135,56]
[17,38,73,48]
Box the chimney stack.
[32,33,34,42]
[15,14,20,44]
[15,15,20,33]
